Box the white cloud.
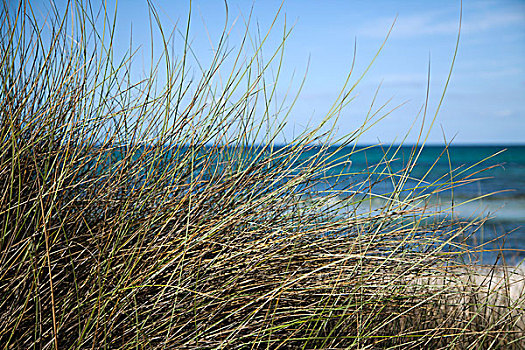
[465,11,525,32]
[359,7,525,39]
[494,110,514,118]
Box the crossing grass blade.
[0,1,523,348]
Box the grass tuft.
[1,1,523,349]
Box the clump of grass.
[1,1,523,349]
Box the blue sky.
[41,0,525,144]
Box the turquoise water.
[108,144,524,264]
[302,145,525,265]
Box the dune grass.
[0,1,523,348]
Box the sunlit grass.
[0,1,523,348]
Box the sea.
[298,145,525,265]
[118,143,524,265]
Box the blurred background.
[36,0,525,144]
[33,0,525,264]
